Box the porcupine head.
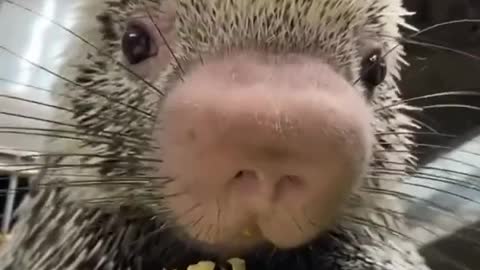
[7,0,428,269]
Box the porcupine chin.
[0,0,479,269]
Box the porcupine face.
[63,0,416,257]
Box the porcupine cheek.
[154,51,374,254]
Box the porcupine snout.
[156,50,375,255]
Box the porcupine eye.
[360,49,387,96]
[121,22,157,65]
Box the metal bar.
[2,159,18,234]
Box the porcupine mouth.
[153,50,374,257]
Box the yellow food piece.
[172,257,246,270]
[242,229,252,237]
[228,258,246,270]
[0,234,7,245]
[186,261,216,270]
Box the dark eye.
[360,50,387,94]
[121,23,157,65]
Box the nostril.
[277,175,305,196]
[233,170,256,180]
[282,175,304,187]
[231,170,259,192]
[230,170,305,198]
[274,174,303,198]
[233,171,244,179]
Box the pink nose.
[156,51,373,250]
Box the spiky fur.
[0,0,431,269]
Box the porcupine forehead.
[176,0,393,66]
[177,0,363,50]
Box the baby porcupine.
[0,0,431,269]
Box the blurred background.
[0,0,479,269]
[401,1,480,269]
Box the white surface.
[404,137,480,242]
[0,0,76,153]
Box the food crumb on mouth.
[182,258,246,270]
[242,228,253,237]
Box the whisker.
[1,163,153,173]
[4,0,165,97]
[374,158,478,177]
[0,130,112,145]
[0,146,43,154]
[340,220,478,270]
[410,118,440,133]
[408,19,480,37]
[154,191,187,200]
[0,177,170,191]
[0,77,54,94]
[215,196,222,245]
[1,112,78,128]
[349,207,440,236]
[46,180,150,187]
[1,173,90,178]
[354,38,406,85]
[0,94,73,112]
[420,104,480,112]
[366,171,480,197]
[373,147,480,162]
[344,204,480,250]
[358,19,480,86]
[148,202,202,237]
[376,142,480,158]
[0,126,152,147]
[0,177,170,188]
[361,184,480,231]
[374,158,480,176]
[191,214,206,240]
[21,153,163,163]
[402,37,480,61]
[361,187,461,219]
[80,196,150,206]
[374,90,480,112]
[434,155,480,170]
[141,1,185,81]
[288,210,304,234]
[201,224,215,246]
[343,216,422,245]
[0,85,155,132]
[375,131,457,138]
[0,45,153,118]
[175,203,202,223]
[347,205,480,265]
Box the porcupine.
[0,0,433,269]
